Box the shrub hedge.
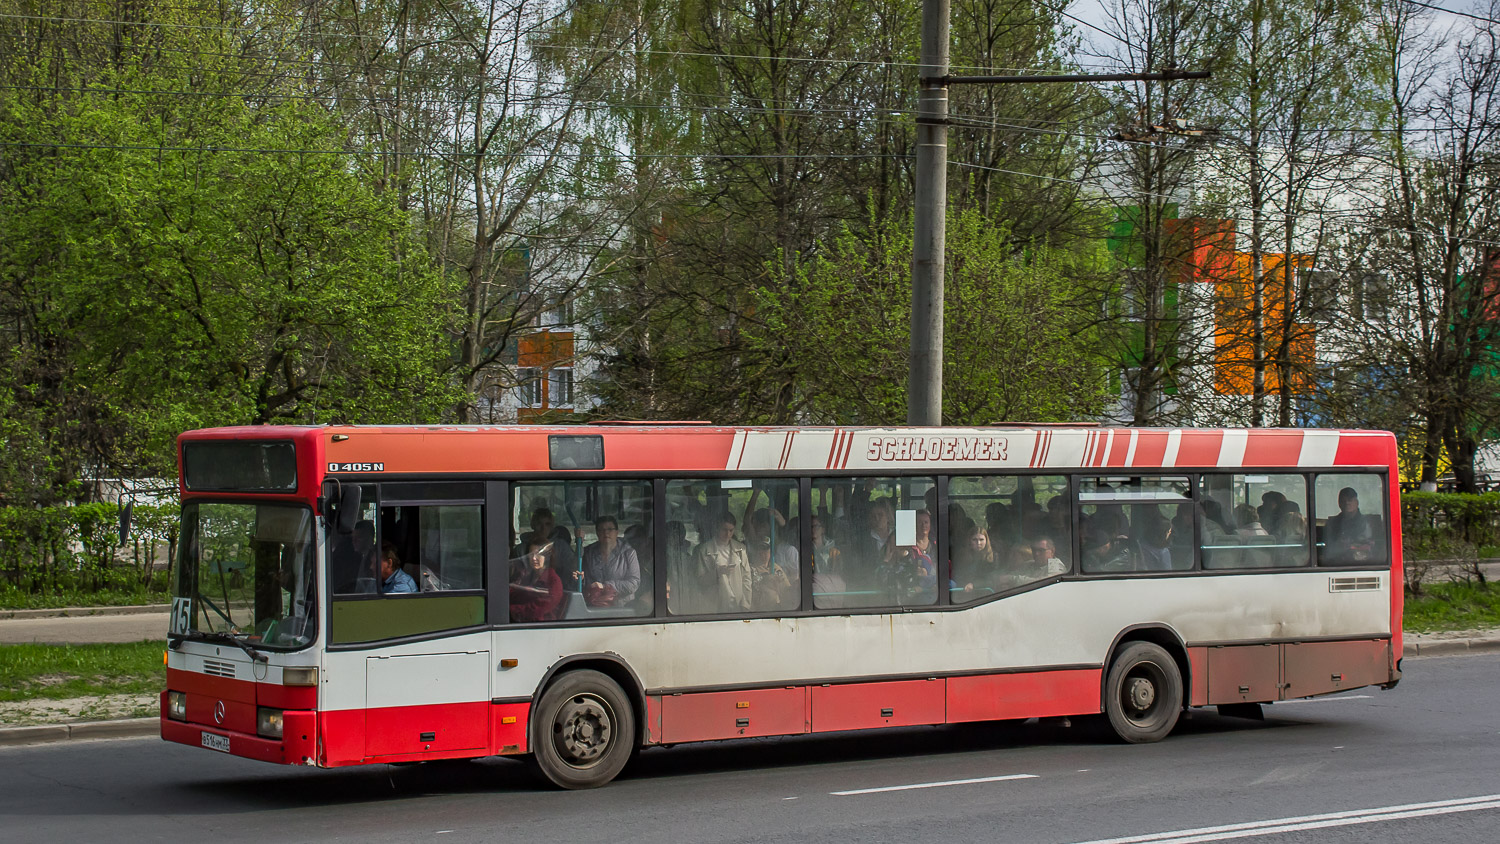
[0,504,177,606]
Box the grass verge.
[1404,581,1500,633]
[0,587,170,610]
[0,641,164,702]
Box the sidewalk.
[1403,627,1500,657]
[0,609,168,644]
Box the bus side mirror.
[335,485,362,535]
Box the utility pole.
[906,32,1207,426]
[909,0,949,427]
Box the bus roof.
[178,424,1397,477]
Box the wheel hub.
[554,694,613,765]
[1127,676,1156,710]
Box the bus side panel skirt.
[811,679,946,732]
[644,695,664,744]
[660,687,809,744]
[1281,639,1391,700]
[490,701,531,755]
[946,668,1102,723]
[1187,647,1210,706]
[318,707,365,766]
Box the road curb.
[0,718,156,747]
[1404,637,1500,657]
[0,605,170,620]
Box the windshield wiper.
[193,631,269,663]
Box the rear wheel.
[1103,642,1182,743]
[529,670,635,789]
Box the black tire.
[1103,642,1183,743]
[529,669,636,789]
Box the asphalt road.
[2,653,1497,844]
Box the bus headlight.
[167,691,187,721]
[282,666,318,686]
[257,707,284,739]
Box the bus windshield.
[172,502,317,650]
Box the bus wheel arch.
[1101,625,1189,743]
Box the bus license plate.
[201,732,230,753]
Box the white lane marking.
[783,797,799,800]
[1275,695,1372,705]
[1064,794,1500,844]
[832,774,1038,796]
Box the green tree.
[756,205,1112,424]
[0,3,459,498]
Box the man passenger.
[379,542,417,593]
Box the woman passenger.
[950,523,998,597]
[510,540,564,622]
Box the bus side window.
[1199,474,1309,569]
[1080,476,1192,573]
[511,479,654,620]
[949,474,1070,603]
[665,478,799,616]
[813,477,936,609]
[1315,474,1387,567]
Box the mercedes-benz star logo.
[213,701,226,725]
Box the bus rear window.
[183,441,297,492]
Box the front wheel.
[529,670,636,789]
[1103,642,1182,743]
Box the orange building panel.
[1214,252,1316,395]
[517,331,575,368]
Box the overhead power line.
[0,12,1115,74]
[1403,0,1500,26]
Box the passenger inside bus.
[515,507,574,566]
[808,516,847,608]
[750,538,796,611]
[378,542,417,594]
[578,516,640,606]
[1028,536,1066,577]
[681,511,751,613]
[510,539,565,622]
[1082,525,1131,572]
[951,522,998,595]
[331,520,377,593]
[1322,487,1380,565]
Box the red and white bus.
[161,424,1402,788]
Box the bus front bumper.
[160,692,319,766]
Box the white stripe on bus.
[1162,429,1182,468]
[1217,428,1249,467]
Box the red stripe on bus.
[1093,431,1111,467]
[1131,430,1170,468]
[1106,430,1132,466]
[1333,433,1392,467]
[827,431,843,469]
[1242,430,1305,467]
[1174,429,1225,468]
[1029,432,1045,467]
